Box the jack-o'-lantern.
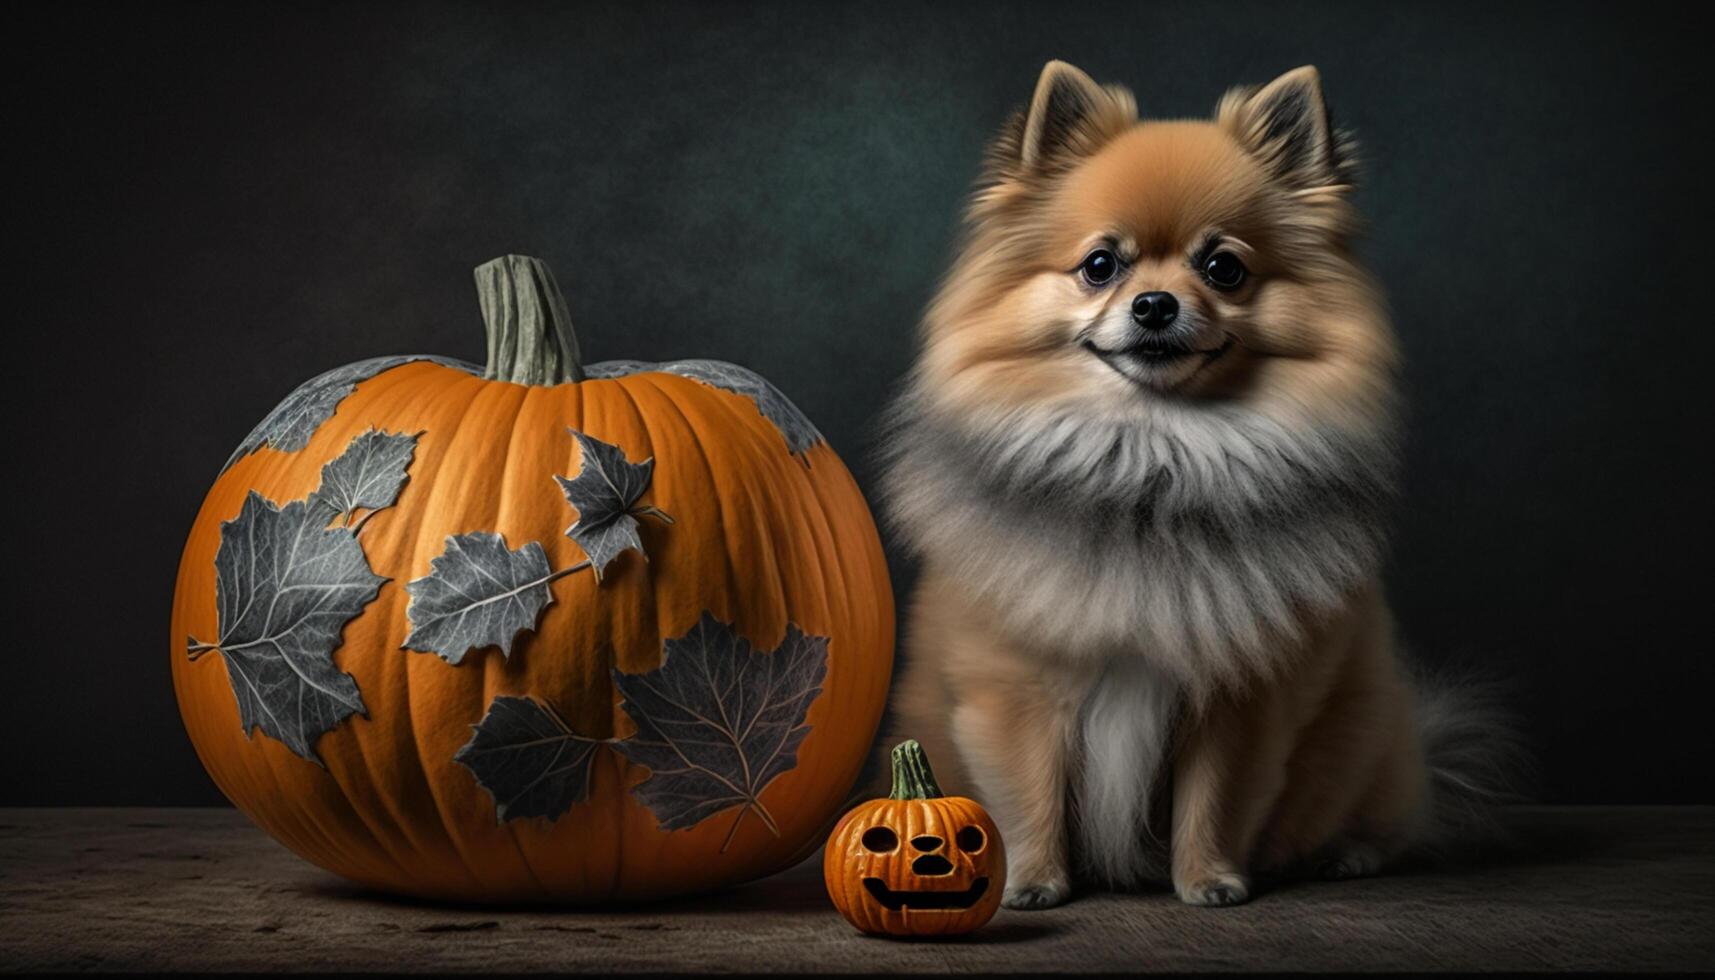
[823,740,1005,936]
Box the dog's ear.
[1219,66,1348,189]
[1017,60,1135,170]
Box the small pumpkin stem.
[474,255,586,386]
[888,739,945,800]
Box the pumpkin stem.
[474,255,586,385]
[888,739,945,800]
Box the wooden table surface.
[2,806,1711,974]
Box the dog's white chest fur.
[1072,655,1180,886]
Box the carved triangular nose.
[912,854,955,876]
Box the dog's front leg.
[949,666,1079,910]
[1170,688,1293,907]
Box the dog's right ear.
[1017,61,1135,170]
[1217,66,1352,191]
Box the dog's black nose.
[1131,291,1179,329]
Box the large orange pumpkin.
[170,255,894,902]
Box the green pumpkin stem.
[888,739,945,800]
[474,255,586,386]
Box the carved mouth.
[861,876,990,911]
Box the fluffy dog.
[880,61,1520,909]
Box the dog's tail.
[1408,665,1533,859]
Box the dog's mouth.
[1083,334,1236,383]
[861,876,990,911]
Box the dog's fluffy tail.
[1408,666,1534,859]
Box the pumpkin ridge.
[625,375,743,644]
[589,374,663,578]
[809,453,890,794]
[448,379,542,891]
[764,444,850,810]
[561,387,634,891]
[623,375,800,861]
[398,372,522,891]
[321,372,447,881]
[698,375,804,643]
[709,382,795,644]
[627,379,792,840]
[647,374,883,865]
[616,373,740,865]
[789,447,887,822]
[776,449,841,630]
[559,377,624,735]
[221,383,426,885]
[587,379,675,881]
[490,380,561,898]
[337,367,496,886]
[682,379,871,786]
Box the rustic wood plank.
[2,807,1711,973]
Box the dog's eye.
[1079,248,1120,286]
[1203,251,1247,290]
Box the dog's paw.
[1317,842,1384,881]
[1176,871,1252,908]
[1002,879,1069,910]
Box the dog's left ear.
[1017,61,1136,170]
[1219,66,1345,189]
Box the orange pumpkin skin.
[824,741,1005,937]
[170,258,894,902]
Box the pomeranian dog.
[881,61,1521,909]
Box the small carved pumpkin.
[824,740,1005,936]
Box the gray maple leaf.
[401,532,587,663]
[585,359,823,457]
[221,354,476,475]
[554,430,672,580]
[609,613,829,851]
[308,428,421,528]
[455,696,603,822]
[186,491,388,764]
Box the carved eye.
[956,826,986,853]
[861,827,899,853]
[1202,251,1248,290]
[1079,248,1120,286]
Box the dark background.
[8,0,1709,806]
